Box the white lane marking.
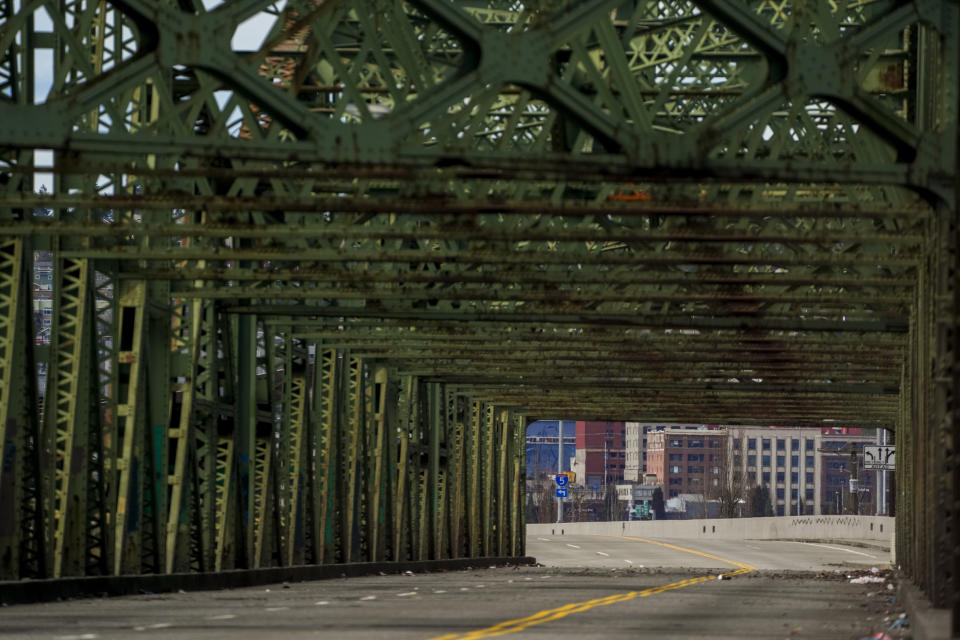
[566,544,581,549]
[433,590,447,594]
[596,551,610,557]
[397,592,417,597]
[265,607,289,612]
[623,559,633,564]
[475,584,486,588]
[360,595,377,601]
[55,635,99,640]
[133,623,172,632]
[315,601,330,606]
[206,614,236,620]
[798,542,878,559]
[537,537,551,541]
[460,587,470,591]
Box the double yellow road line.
[429,535,756,640]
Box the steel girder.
[0,0,958,631]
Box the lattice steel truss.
[0,0,958,629]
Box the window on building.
[776,455,785,467]
[688,439,703,448]
[805,438,814,450]
[791,455,799,467]
[733,438,741,449]
[761,455,771,467]
[669,489,679,497]
[762,438,771,450]
[734,455,742,467]
[791,472,798,484]
[777,439,785,451]
[827,474,845,486]
[670,439,682,447]
[762,472,770,484]
[687,454,704,462]
[668,453,683,462]
[748,438,756,450]
[805,456,814,468]
[791,438,799,450]
[689,476,702,485]
[669,465,681,474]
[806,472,814,484]
[791,488,798,499]
[776,472,785,484]
[776,488,785,499]
[747,454,756,467]
[805,488,814,500]
[711,466,721,475]
[688,466,704,474]
[669,478,682,485]
[709,439,721,448]
[776,505,785,516]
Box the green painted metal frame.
[0,0,957,631]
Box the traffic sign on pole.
[555,474,569,487]
[556,488,568,498]
[863,445,895,471]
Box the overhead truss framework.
[0,0,958,629]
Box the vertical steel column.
[0,238,42,579]
[467,399,481,558]
[236,314,256,569]
[283,374,307,566]
[46,256,93,578]
[164,299,202,574]
[497,410,509,556]
[429,382,445,559]
[511,414,525,557]
[367,366,388,562]
[341,355,363,563]
[309,347,338,564]
[446,389,465,558]
[482,403,495,557]
[111,281,147,576]
[393,374,413,561]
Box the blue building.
[526,420,576,478]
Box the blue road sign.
[555,474,569,487]
[556,488,568,498]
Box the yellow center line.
[426,536,756,640]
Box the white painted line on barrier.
[265,607,289,612]
[360,595,377,601]
[596,551,609,557]
[566,544,580,549]
[398,592,417,597]
[433,590,447,594]
[206,614,237,620]
[314,601,330,606]
[537,537,551,541]
[798,542,877,559]
[623,559,633,564]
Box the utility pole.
[557,421,563,523]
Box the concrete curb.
[0,556,536,606]
[899,578,951,640]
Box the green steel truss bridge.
[0,0,957,627]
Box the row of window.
[737,454,815,468]
[667,465,722,474]
[668,453,722,462]
[667,439,722,448]
[734,437,816,451]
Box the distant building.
[526,420,575,478]
[624,422,716,482]
[572,421,626,488]
[727,426,824,516]
[646,429,728,499]
[819,433,879,515]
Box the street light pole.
[557,421,563,523]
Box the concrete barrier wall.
[527,515,894,546]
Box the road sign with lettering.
[555,474,569,487]
[556,488,568,498]
[863,445,895,471]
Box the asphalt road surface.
[0,534,901,640]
